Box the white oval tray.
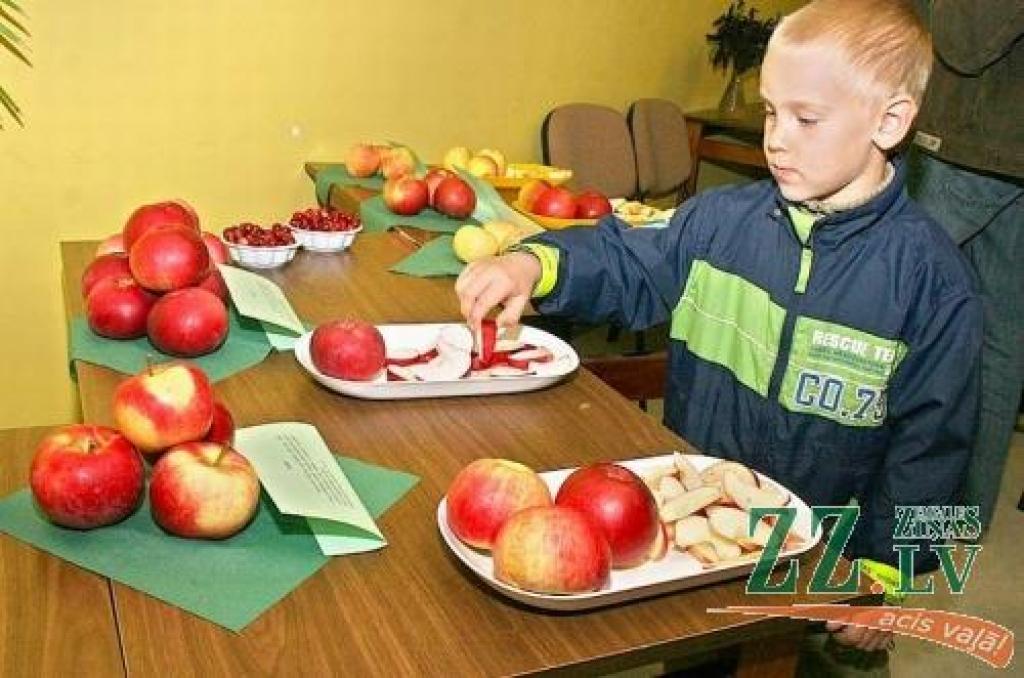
[437,453,820,611]
[294,323,579,400]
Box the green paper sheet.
[0,454,419,632]
[68,309,272,382]
[389,236,465,278]
[359,196,478,234]
[314,164,384,205]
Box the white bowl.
[226,242,300,269]
[289,225,362,252]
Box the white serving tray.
[437,453,820,611]
[293,323,579,400]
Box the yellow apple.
[481,221,519,252]
[452,225,499,263]
[443,146,472,172]
[466,154,499,178]
[477,148,507,176]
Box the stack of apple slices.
[643,454,804,568]
[385,322,565,382]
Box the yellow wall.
[0,0,799,429]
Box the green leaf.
[0,5,28,36]
[0,85,24,127]
[0,31,31,66]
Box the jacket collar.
[773,154,910,248]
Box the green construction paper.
[0,454,419,632]
[359,196,478,234]
[218,265,305,335]
[68,309,272,382]
[261,320,315,352]
[314,164,384,205]
[389,236,465,278]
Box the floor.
[569,327,1023,678]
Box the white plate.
[437,453,820,611]
[294,323,579,400]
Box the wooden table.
[684,106,768,197]
[49,238,877,676]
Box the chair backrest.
[542,103,638,199]
[583,351,667,403]
[627,98,692,201]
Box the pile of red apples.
[84,200,232,357]
[345,142,477,220]
[517,180,613,221]
[30,361,260,540]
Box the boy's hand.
[455,252,541,331]
[825,620,894,652]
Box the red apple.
[95,233,126,257]
[123,200,201,252]
[345,143,383,178]
[424,167,455,205]
[204,401,235,445]
[517,179,550,212]
[380,146,417,180]
[149,441,260,539]
[81,253,132,298]
[532,187,578,219]
[433,176,477,219]
[86,275,158,339]
[445,458,552,550]
[147,288,228,357]
[201,232,230,266]
[129,225,210,292]
[310,319,386,381]
[196,268,230,304]
[555,462,660,568]
[383,176,429,216]
[112,361,215,454]
[29,425,144,529]
[493,506,611,593]
[575,191,613,219]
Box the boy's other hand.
[455,253,541,332]
[825,620,894,652]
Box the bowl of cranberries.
[222,223,300,269]
[288,208,362,252]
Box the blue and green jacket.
[526,163,982,572]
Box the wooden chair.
[628,98,694,204]
[542,103,639,199]
[583,350,668,410]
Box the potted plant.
[1,0,30,128]
[706,0,777,115]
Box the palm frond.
[1,85,24,127]
[1,0,29,128]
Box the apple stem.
[214,448,226,465]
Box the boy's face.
[760,41,887,204]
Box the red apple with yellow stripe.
[148,441,260,539]
[112,361,215,455]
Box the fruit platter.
[438,453,816,611]
[294,321,579,400]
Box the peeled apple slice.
[659,486,720,522]
[722,472,788,510]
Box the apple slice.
[386,347,421,366]
[438,325,473,356]
[494,338,525,353]
[658,475,686,502]
[386,364,420,382]
[410,352,471,382]
[647,522,669,562]
[701,550,765,570]
[688,542,719,565]
[706,506,773,549]
[674,515,712,549]
[723,472,788,511]
[708,531,743,561]
[672,452,703,491]
[700,461,759,489]
[659,486,720,522]
[642,464,677,489]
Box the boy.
[456,0,982,659]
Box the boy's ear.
[873,95,918,151]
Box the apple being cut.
[493,506,611,593]
[86,275,158,339]
[147,287,229,357]
[433,176,477,219]
[29,425,144,529]
[383,176,429,216]
[123,200,201,252]
[130,225,210,292]
[149,441,260,539]
[310,319,386,380]
[113,361,215,454]
[445,458,552,550]
[555,462,660,568]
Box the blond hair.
[771,0,932,103]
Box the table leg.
[734,630,803,678]
[684,119,705,198]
